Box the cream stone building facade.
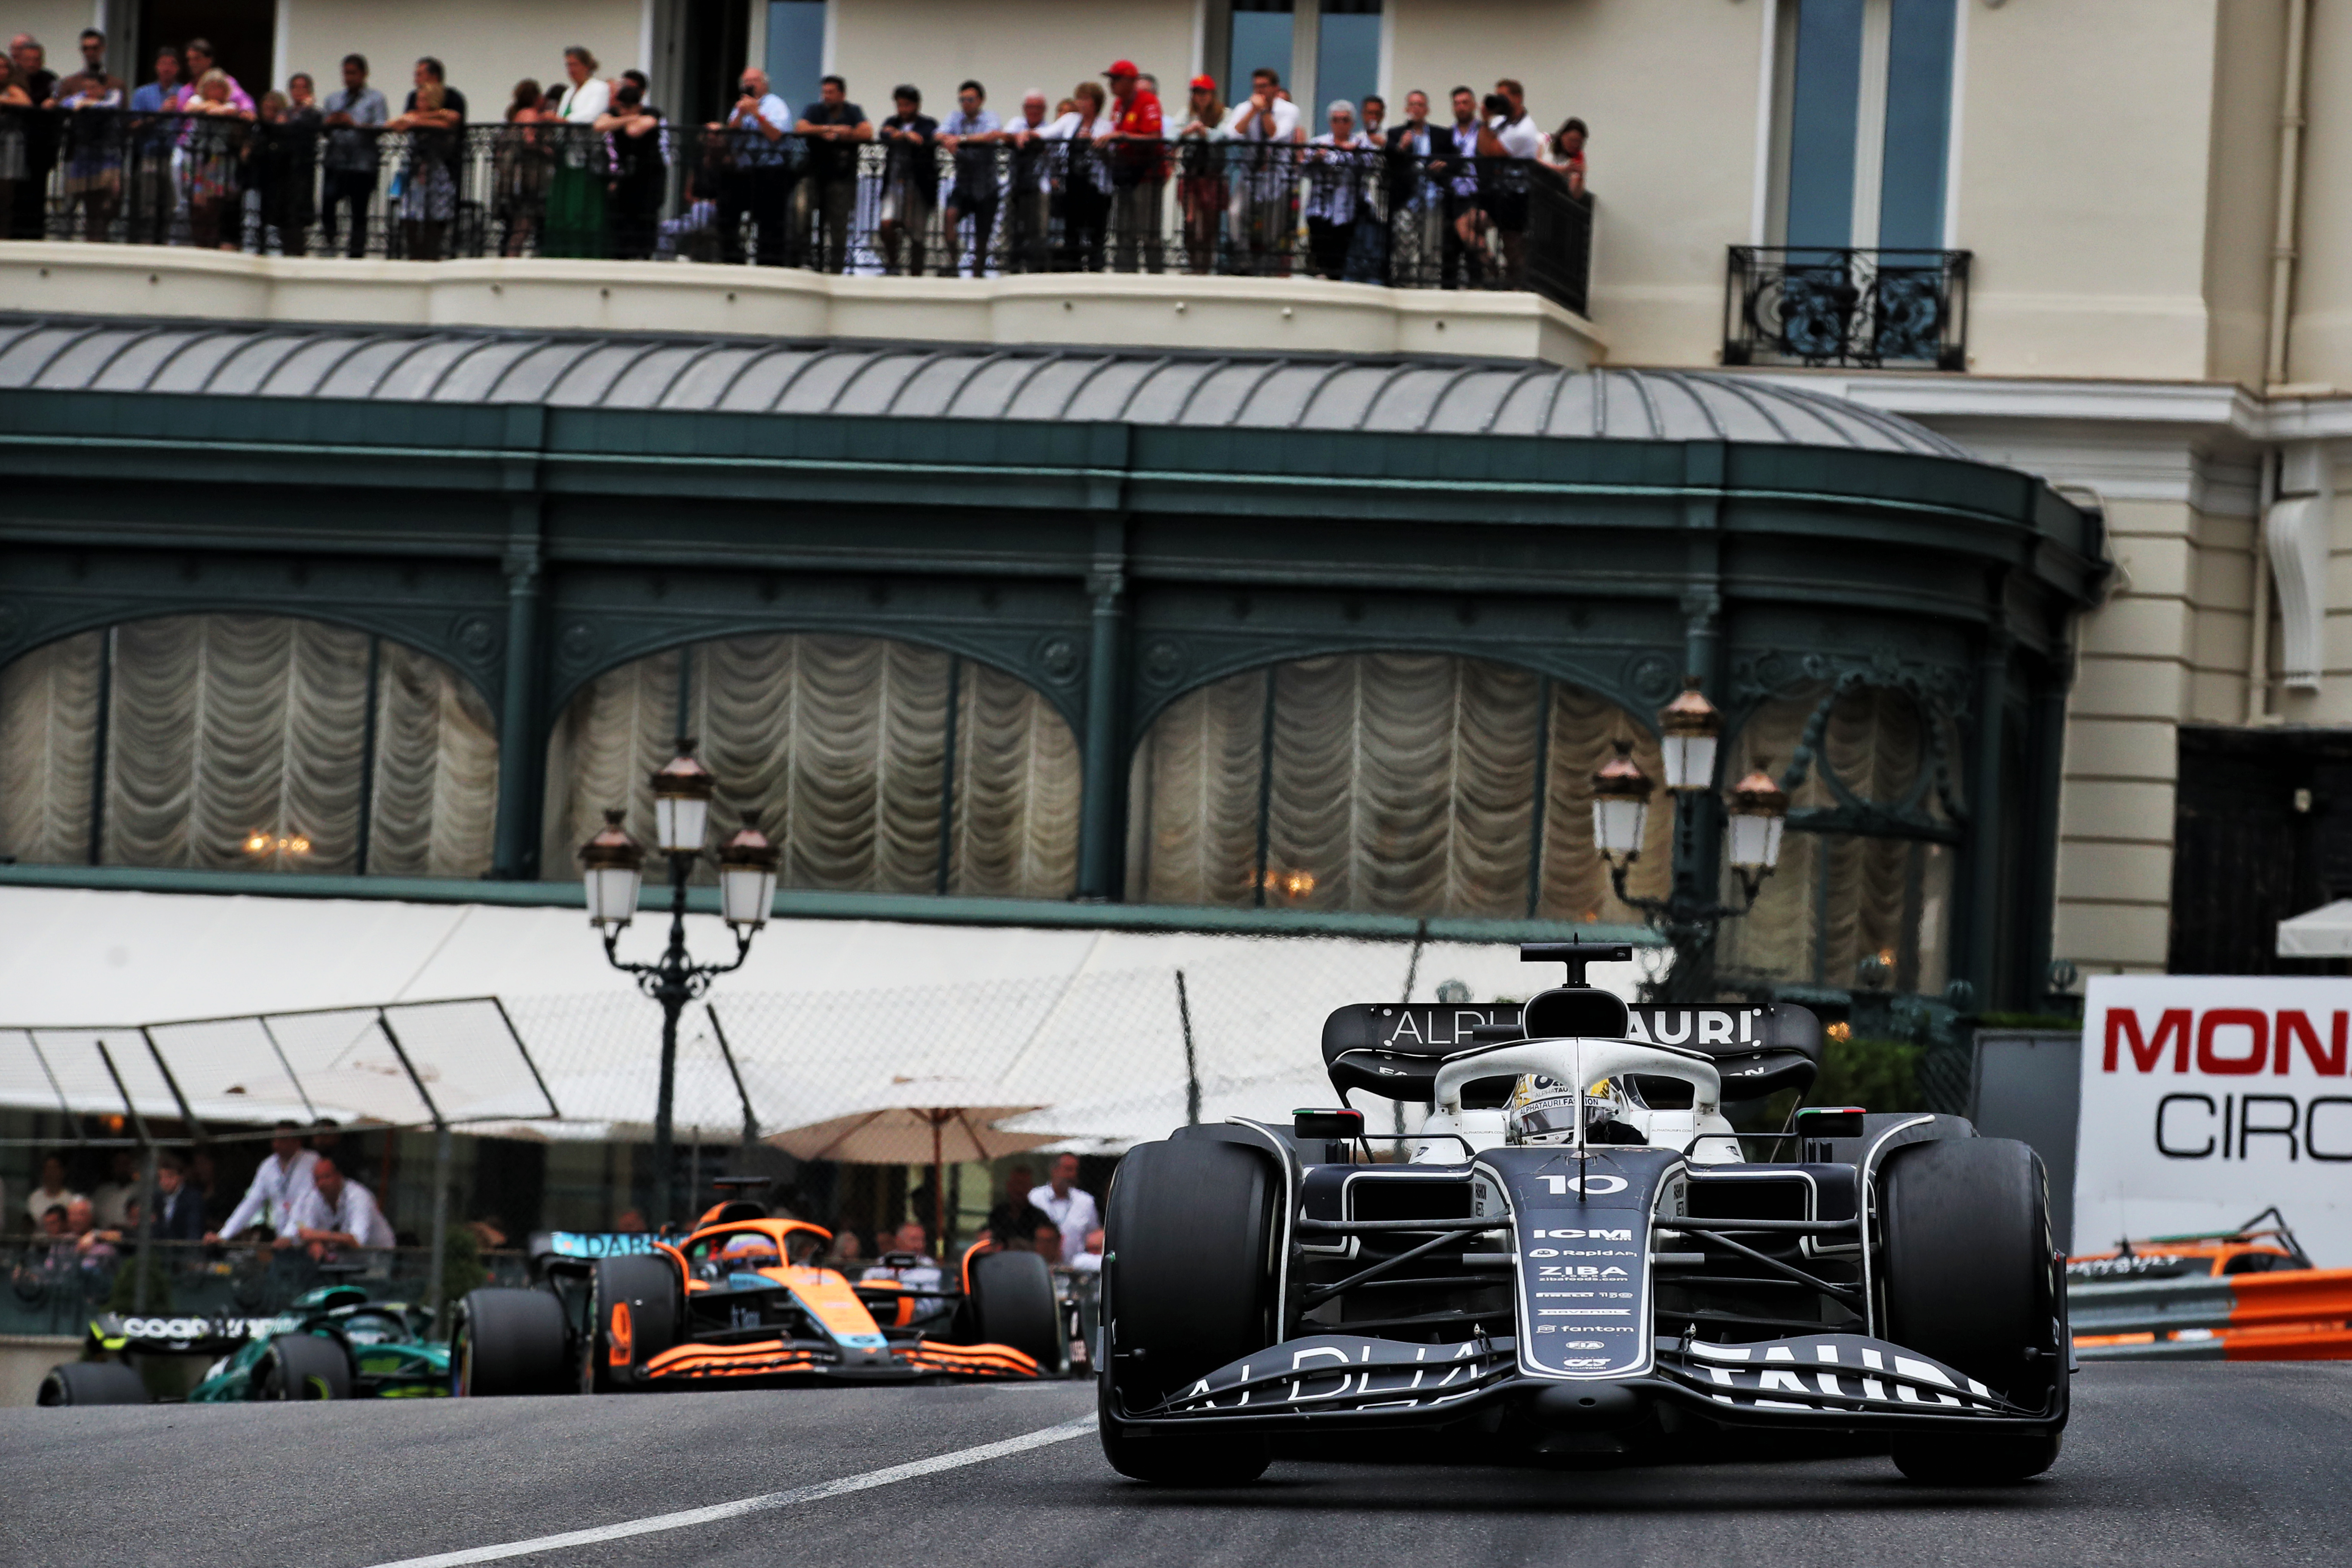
[7,0,2349,983]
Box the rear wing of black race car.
[1320,999,1822,1104]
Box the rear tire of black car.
[970,1249,1063,1372]
[258,1332,352,1401]
[583,1255,682,1393]
[453,1287,572,1397]
[1097,1136,1279,1485]
[37,1360,150,1406]
[1880,1136,2061,1483]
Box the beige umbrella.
[765,1075,1054,1248]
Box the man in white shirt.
[1222,67,1304,276]
[23,1152,80,1228]
[861,1220,945,1295]
[284,1154,393,1258]
[1305,100,1371,279]
[1004,89,1054,270]
[1488,77,1543,282]
[208,1122,317,1242]
[711,67,792,266]
[1033,1154,1099,1271]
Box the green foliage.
[1808,1035,1926,1113]
[439,1226,485,1307]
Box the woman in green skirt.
[545,46,610,256]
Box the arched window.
[0,617,498,875]
[1125,652,1672,919]
[1715,682,1960,993]
[544,634,1081,900]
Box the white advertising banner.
[2079,975,2352,1266]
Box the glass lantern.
[1589,741,1654,865]
[1656,677,1722,795]
[1725,762,1790,874]
[579,809,646,928]
[717,819,781,931]
[650,741,716,856]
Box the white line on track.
[358,1415,1096,1568]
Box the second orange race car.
[2068,1207,2352,1361]
[450,1182,1067,1394]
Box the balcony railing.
[1722,246,1970,370]
[0,108,1592,315]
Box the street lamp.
[584,738,765,1229]
[1590,682,1791,1002]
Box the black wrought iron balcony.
[1722,246,1970,371]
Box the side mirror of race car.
[1295,1107,1365,1162]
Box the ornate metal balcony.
[1722,246,1971,371]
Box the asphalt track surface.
[8,1364,2351,1567]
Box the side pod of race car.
[452,1182,1068,1394]
[1095,942,2072,1487]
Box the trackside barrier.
[2070,1270,2352,1361]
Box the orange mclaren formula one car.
[449,1184,1067,1395]
[2068,1208,2352,1361]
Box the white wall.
[4,2,101,72]
[830,0,1193,117]
[277,0,645,113]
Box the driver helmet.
[719,1233,781,1270]
[1504,1073,1622,1146]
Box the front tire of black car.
[258,1332,352,1400]
[1097,1135,1280,1485]
[1880,1136,2062,1483]
[453,1287,572,1397]
[970,1249,1064,1372]
[582,1256,683,1393]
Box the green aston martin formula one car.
[40,1283,450,1404]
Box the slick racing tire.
[258,1332,353,1401]
[584,1255,682,1393]
[1098,1135,1279,1485]
[970,1248,1063,1372]
[37,1360,150,1406]
[1880,1136,2061,1484]
[453,1287,572,1397]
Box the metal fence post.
[374,1010,454,1335]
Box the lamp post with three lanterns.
[579,740,781,1229]
[1590,678,1791,1002]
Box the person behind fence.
[494,78,551,256]
[22,1153,80,1229]
[1430,86,1493,288]
[1003,89,1052,272]
[0,57,26,238]
[317,54,386,257]
[1545,115,1586,199]
[1034,1152,1099,1271]
[8,34,55,239]
[124,44,184,245]
[1304,99,1371,281]
[251,91,313,255]
[861,1221,943,1295]
[795,75,870,273]
[544,46,610,257]
[1342,93,1395,283]
[1041,80,1111,272]
[181,68,251,251]
[1100,60,1164,274]
[710,66,790,266]
[1222,66,1302,278]
[937,79,1000,278]
[52,28,125,242]
[207,1120,317,1243]
[875,84,937,277]
[91,1151,138,1228]
[284,1153,393,1260]
[597,78,665,260]
[1486,81,1542,283]
[387,76,459,260]
[153,1155,206,1243]
[1171,75,1226,276]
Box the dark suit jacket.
[154,1185,207,1243]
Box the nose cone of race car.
[1525,1381,1645,1430]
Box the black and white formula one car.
[1097,942,2070,1486]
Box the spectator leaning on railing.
[1041,80,1112,273]
[710,66,791,267]
[208,1121,317,1243]
[545,46,608,257]
[0,55,32,234]
[1173,74,1226,276]
[318,53,386,257]
[284,1153,394,1259]
[795,74,872,273]
[1222,66,1301,278]
[8,33,56,239]
[53,28,124,243]
[1004,89,1052,272]
[1100,60,1164,275]
[876,83,937,277]
[1304,98,1370,282]
[937,79,1000,278]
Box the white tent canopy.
[2278,900,2352,958]
[0,885,1653,1152]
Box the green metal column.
[490,543,543,879]
[2023,652,2073,1008]
[1675,442,1728,928]
[1076,515,1130,900]
[1963,627,2013,1004]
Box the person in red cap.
[1098,59,1165,272]
[1174,73,1228,274]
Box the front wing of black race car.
[1108,1138,2069,1442]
